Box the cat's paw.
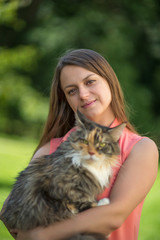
[106,234,111,239]
[97,198,110,206]
[67,204,79,214]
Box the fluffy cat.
[0,111,125,239]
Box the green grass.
[0,135,37,240]
[138,169,160,240]
[0,135,159,240]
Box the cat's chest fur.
[83,163,112,188]
[70,152,112,189]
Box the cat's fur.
[0,111,125,239]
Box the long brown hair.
[35,49,137,153]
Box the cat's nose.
[89,152,95,156]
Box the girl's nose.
[79,86,89,99]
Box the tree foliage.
[0,0,160,144]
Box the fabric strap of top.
[49,137,63,154]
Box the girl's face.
[60,65,115,126]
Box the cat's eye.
[99,142,106,148]
[83,140,88,145]
[81,139,88,145]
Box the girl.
[1,49,158,240]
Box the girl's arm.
[15,137,158,240]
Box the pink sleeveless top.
[50,119,145,240]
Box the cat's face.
[69,111,125,168]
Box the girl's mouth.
[82,100,97,108]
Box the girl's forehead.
[61,65,96,79]
[60,65,99,88]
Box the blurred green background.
[0,0,159,239]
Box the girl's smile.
[82,99,97,108]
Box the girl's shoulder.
[129,136,159,159]
[49,127,77,154]
[31,142,51,162]
[120,126,159,165]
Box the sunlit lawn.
[0,135,37,240]
[0,135,159,240]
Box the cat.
[0,110,125,239]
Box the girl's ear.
[108,123,126,142]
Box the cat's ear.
[108,123,126,142]
[75,110,93,129]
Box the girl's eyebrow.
[64,73,96,90]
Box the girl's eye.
[68,88,77,95]
[86,80,96,85]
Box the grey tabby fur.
[0,111,125,239]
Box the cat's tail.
[65,233,107,240]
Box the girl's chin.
[82,111,99,121]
